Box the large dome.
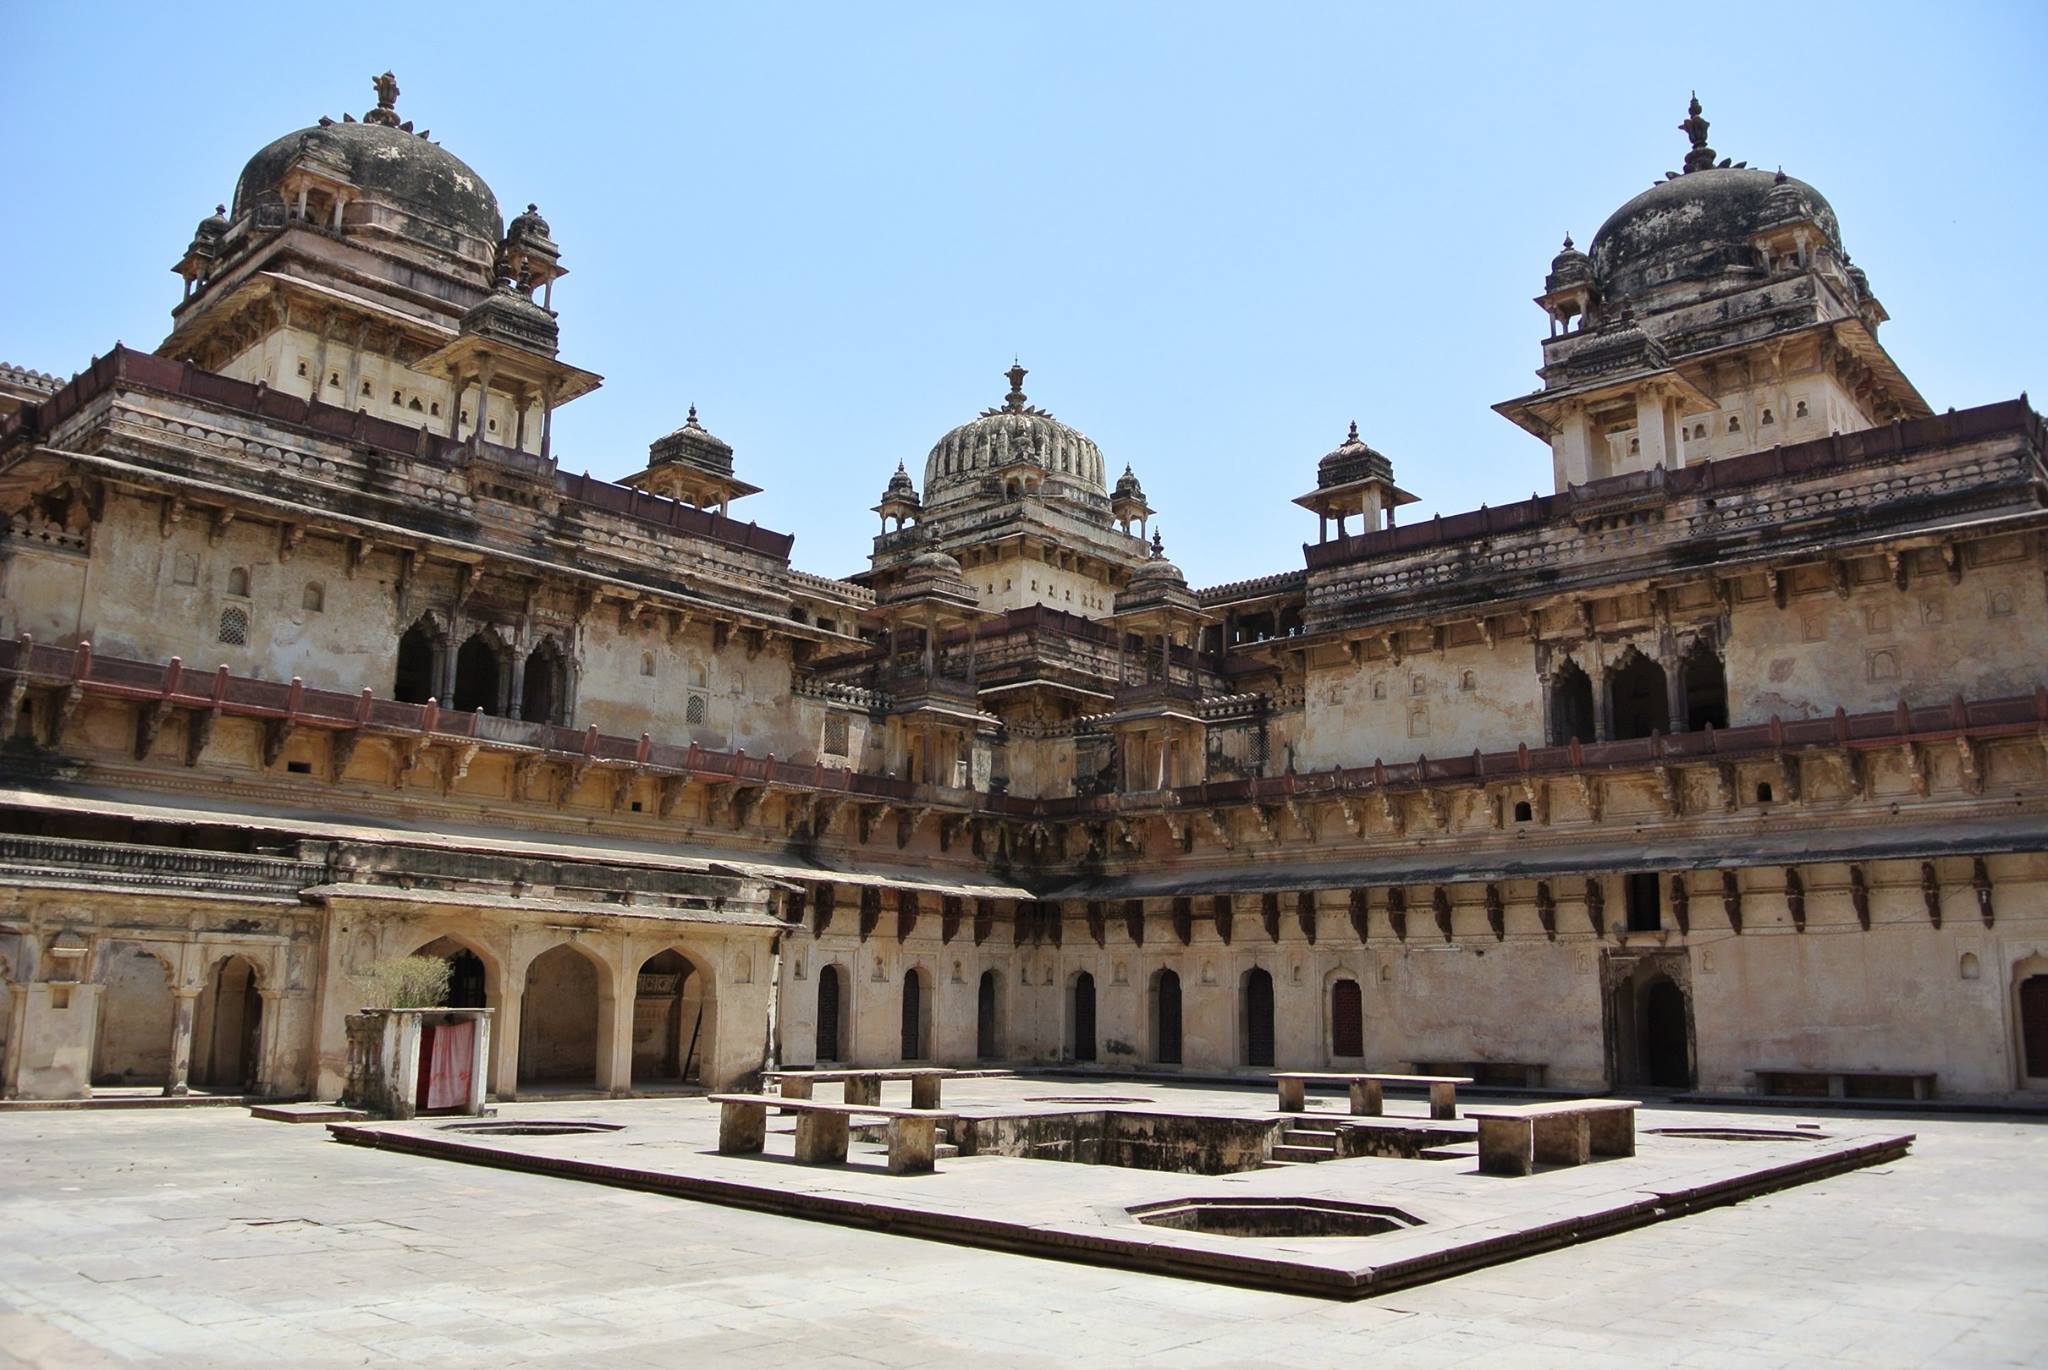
[921,365,1107,508]
[1588,166,1838,306]
[232,103,501,249]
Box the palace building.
[1,81,2043,1105]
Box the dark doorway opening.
[1243,967,1275,1067]
[1152,969,1182,1065]
[1071,972,1097,1062]
[195,956,262,1090]
[1549,659,1595,745]
[1331,978,1363,1059]
[1624,872,1662,932]
[1610,652,1671,740]
[453,633,505,715]
[1643,977,1691,1086]
[521,638,567,724]
[2020,974,2048,1078]
[976,969,999,1060]
[816,964,842,1061]
[394,621,439,704]
[633,950,697,1086]
[1680,641,1728,732]
[900,968,927,1061]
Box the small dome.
[1757,168,1809,227]
[231,76,501,250]
[507,202,552,240]
[1317,421,1396,490]
[905,549,964,577]
[1112,465,1146,501]
[880,462,920,505]
[921,364,1108,508]
[649,404,735,475]
[1129,532,1186,588]
[459,279,559,357]
[195,203,230,239]
[1546,233,1592,290]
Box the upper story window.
[226,567,250,597]
[218,606,249,645]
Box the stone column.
[255,988,286,1098]
[1664,655,1687,733]
[597,952,634,1097]
[164,988,200,1097]
[448,374,468,438]
[1594,666,1613,743]
[1635,383,1673,471]
[492,968,525,1100]
[1556,403,1595,486]
[507,643,528,722]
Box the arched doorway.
[1151,969,1182,1065]
[394,619,440,704]
[900,968,929,1061]
[521,638,567,724]
[1641,977,1691,1086]
[1070,971,1096,1062]
[92,945,174,1087]
[1331,978,1364,1060]
[1549,659,1595,745]
[1609,651,1671,740]
[1242,967,1275,1067]
[2019,974,2048,1080]
[632,950,699,1086]
[193,956,262,1090]
[418,937,489,1009]
[816,965,844,1062]
[1679,640,1728,732]
[976,970,1000,1061]
[453,631,506,715]
[518,945,600,1088]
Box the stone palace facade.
[2,82,2043,1104]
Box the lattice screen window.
[822,714,850,757]
[685,693,707,726]
[218,607,249,645]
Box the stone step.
[1419,1142,1481,1160]
[1270,1143,1335,1163]
[1281,1128,1340,1147]
[934,1144,960,1160]
[251,1102,369,1124]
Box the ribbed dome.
[1588,166,1838,308]
[232,81,501,249]
[649,405,734,475]
[921,364,1107,507]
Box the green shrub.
[352,955,453,1009]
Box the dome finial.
[686,403,700,427]
[366,71,402,127]
[1150,527,1165,559]
[1004,362,1028,412]
[1561,231,1574,250]
[1346,420,1360,444]
[1679,91,1717,174]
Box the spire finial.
[1004,362,1028,411]
[1679,91,1717,174]
[1346,420,1360,443]
[1150,528,1165,559]
[366,71,402,127]
[1561,231,1574,250]
[686,403,699,426]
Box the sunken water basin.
[1131,1197,1422,1239]
[439,1120,624,1137]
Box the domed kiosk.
[1497,95,1928,492]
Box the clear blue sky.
[6,3,2045,587]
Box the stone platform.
[326,1076,1911,1299]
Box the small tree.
[352,955,452,1010]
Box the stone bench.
[1271,1071,1473,1120]
[1753,1068,1936,1102]
[1470,1099,1639,1176]
[764,1067,958,1109]
[709,1093,959,1175]
[1413,1060,1549,1090]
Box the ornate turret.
[1293,422,1417,543]
[875,462,923,532]
[1110,464,1152,537]
[458,278,560,358]
[498,202,566,309]
[620,404,761,514]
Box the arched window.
[301,582,324,613]
[520,638,567,724]
[453,632,506,715]
[1151,969,1182,1066]
[1331,978,1363,1059]
[1548,659,1595,746]
[226,567,250,597]
[1680,639,1728,732]
[217,607,249,645]
[1609,651,1671,740]
[640,651,656,678]
[393,619,439,704]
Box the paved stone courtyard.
[1,1090,2043,1368]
